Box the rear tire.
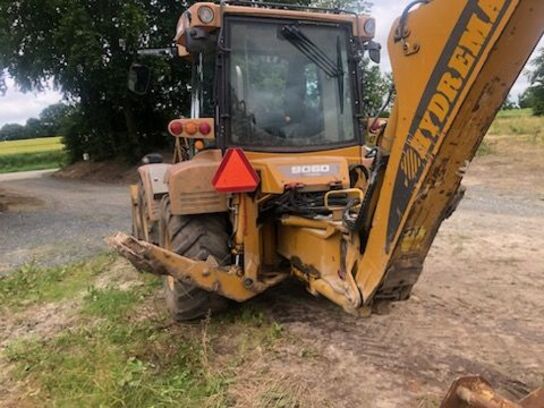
[160,196,230,321]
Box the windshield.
[227,18,357,149]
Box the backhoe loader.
[110,0,543,321]
[109,2,544,403]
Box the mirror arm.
[137,47,178,58]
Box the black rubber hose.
[343,148,387,232]
[394,0,431,42]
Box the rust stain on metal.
[440,376,544,408]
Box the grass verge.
[1,254,289,408]
[0,254,115,311]
[0,136,66,173]
[0,150,67,173]
[489,109,544,139]
[5,319,229,407]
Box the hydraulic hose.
[394,0,431,42]
[343,148,387,234]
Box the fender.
[166,150,228,215]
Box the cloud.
[372,0,407,72]
[0,77,63,127]
[371,0,542,99]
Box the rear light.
[194,140,205,151]
[167,118,214,138]
[212,148,260,193]
[364,18,376,36]
[168,120,183,136]
[185,121,198,135]
[197,6,215,24]
[199,122,211,135]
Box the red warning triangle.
[212,148,260,193]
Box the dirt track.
[245,139,544,406]
[1,139,543,406]
[252,185,544,406]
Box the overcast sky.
[0,0,542,127]
[371,0,543,97]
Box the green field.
[0,136,64,155]
[489,108,544,137]
[0,136,67,173]
[0,110,541,174]
[476,108,543,156]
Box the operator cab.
[227,19,357,151]
[177,2,377,153]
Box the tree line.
[0,1,542,162]
[1,0,195,161]
[0,0,390,162]
[0,103,71,141]
[518,49,544,115]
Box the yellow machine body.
[114,0,544,315]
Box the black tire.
[160,196,230,321]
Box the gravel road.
[0,172,130,275]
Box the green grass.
[0,150,68,173]
[0,136,64,155]
[495,108,532,118]
[5,321,229,407]
[1,254,286,407]
[82,286,144,321]
[477,109,544,155]
[0,136,66,173]
[489,109,544,137]
[0,254,115,310]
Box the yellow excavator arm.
[356,0,544,304]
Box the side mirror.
[366,41,382,64]
[128,63,151,95]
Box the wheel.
[160,196,230,321]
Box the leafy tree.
[0,123,25,141]
[0,103,71,140]
[0,0,192,161]
[312,0,371,12]
[526,48,544,116]
[0,0,383,160]
[0,71,5,96]
[25,118,46,138]
[361,59,393,117]
[519,87,535,110]
[501,95,518,110]
[40,103,72,136]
